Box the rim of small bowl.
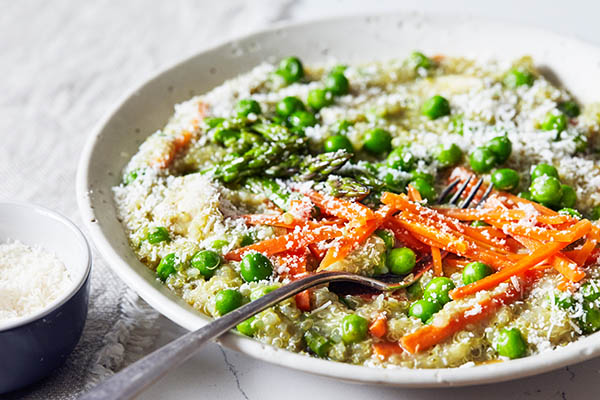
[0,202,92,332]
[75,12,600,387]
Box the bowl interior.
[0,202,91,330]
[78,13,600,386]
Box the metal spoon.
[80,271,416,400]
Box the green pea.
[240,252,273,282]
[324,135,354,153]
[409,178,436,203]
[462,262,493,285]
[341,314,368,344]
[410,170,434,184]
[123,169,140,185]
[156,253,176,281]
[307,88,334,110]
[471,220,490,227]
[435,143,463,168]
[147,227,170,244]
[558,208,582,219]
[236,316,257,336]
[190,250,221,279]
[388,247,416,275]
[249,284,280,301]
[277,56,304,84]
[558,101,580,118]
[559,185,577,208]
[421,95,450,119]
[363,128,392,154]
[215,289,243,315]
[409,51,433,70]
[387,147,414,170]
[235,99,261,117]
[531,163,559,181]
[590,205,600,220]
[495,328,527,359]
[469,147,497,173]
[518,191,533,201]
[289,110,317,129]
[579,304,600,334]
[409,299,441,323]
[406,281,423,300]
[503,68,534,88]
[491,168,520,191]
[424,277,455,305]
[331,119,353,135]
[304,330,332,357]
[581,280,600,302]
[486,136,512,164]
[376,229,395,250]
[325,71,349,95]
[541,112,567,133]
[276,96,305,117]
[213,128,240,144]
[530,176,563,207]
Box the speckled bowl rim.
[0,202,92,332]
[76,12,600,387]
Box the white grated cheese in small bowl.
[0,240,72,322]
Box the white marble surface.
[4,1,600,399]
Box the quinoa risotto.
[114,53,600,368]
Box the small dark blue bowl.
[0,203,91,394]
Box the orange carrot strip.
[444,257,470,269]
[564,239,597,266]
[382,220,430,253]
[435,208,570,225]
[450,220,591,299]
[402,279,524,353]
[368,314,388,338]
[224,225,341,261]
[501,223,588,243]
[407,184,422,202]
[276,248,308,278]
[153,130,194,169]
[318,206,393,270]
[295,289,312,311]
[431,246,443,276]
[305,190,375,223]
[372,341,403,359]
[381,192,510,251]
[512,234,586,282]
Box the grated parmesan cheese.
[0,240,71,322]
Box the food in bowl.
[114,53,600,368]
[0,240,72,322]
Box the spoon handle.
[80,272,373,400]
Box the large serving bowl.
[76,13,600,387]
[0,203,91,394]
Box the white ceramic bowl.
[0,202,91,393]
[76,13,600,387]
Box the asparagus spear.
[317,175,370,198]
[295,150,353,181]
[244,177,290,211]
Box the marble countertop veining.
[3,1,600,399]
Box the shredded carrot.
[153,130,194,169]
[224,225,341,261]
[435,208,570,225]
[295,290,312,312]
[368,314,388,338]
[382,220,430,253]
[276,248,308,278]
[564,238,597,266]
[305,190,375,223]
[318,206,394,271]
[443,256,470,269]
[450,219,591,299]
[372,341,403,359]
[402,277,527,353]
[431,246,443,276]
[407,184,422,202]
